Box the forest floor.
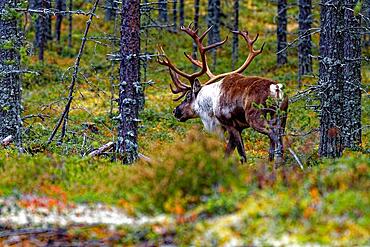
[0,0,369,245]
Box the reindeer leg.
[225,130,237,158]
[269,138,275,161]
[225,127,247,163]
[248,112,284,167]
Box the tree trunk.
[179,0,185,26]
[192,0,200,71]
[68,0,73,48]
[158,1,168,23]
[342,0,362,149]
[232,0,239,70]
[118,0,141,164]
[277,0,288,65]
[55,0,66,43]
[173,0,177,30]
[318,0,344,158]
[105,0,117,21]
[362,0,370,47]
[0,0,22,147]
[45,0,52,41]
[207,0,221,70]
[297,0,312,85]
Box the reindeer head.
[169,71,202,122]
[157,24,264,122]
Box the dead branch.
[47,0,100,146]
[1,135,13,147]
[89,142,115,157]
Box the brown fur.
[216,74,289,165]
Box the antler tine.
[184,52,215,79]
[156,45,194,81]
[199,25,213,41]
[168,69,191,101]
[205,30,265,85]
[204,36,229,51]
[169,68,191,90]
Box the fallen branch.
[138,153,153,164]
[89,142,115,157]
[22,114,50,121]
[288,148,304,170]
[0,228,66,238]
[1,135,13,147]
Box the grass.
[0,0,369,244]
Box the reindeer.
[157,24,288,167]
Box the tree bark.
[192,0,200,71]
[232,0,239,70]
[277,0,288,65]
[158,1,168,23]
[342,0,362,148]
[0,0,22,147]
[179,0,185,26]
[362,0,370,47]
[207,0,221,70]
[68,0,73,48]
[105,0,117,21]
[55,0,66,43]
[297,0,312,85]
[173,0,177,30]
[318,0,344,158]
[118,0,141,164]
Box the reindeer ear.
[193,79,202,94]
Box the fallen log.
[88,141,115,157]
[1,135,13,147]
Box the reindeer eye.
[186,92,192,101]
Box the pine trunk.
[207,0,221,70]
[173,0,177,30]
[232,0,239,70]
[192,0,200,71]
[342,0,362,148]
[277,0,288,65]
[318,0,344,158]
[55,0,66,43]
[68,0,73,48]
[158,1,168,23]
[118,0,141,164]
[298,0,312,85]
[179,0,185,26]
[0,0,22,146]
[105,0,117,21]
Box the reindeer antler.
[157,23,228,88]
[204,30,265,84]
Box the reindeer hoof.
[274,157,285,169]
[240,156,247,164]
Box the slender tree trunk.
[105,0,117,21]
[45,0,52,41]
[0,0,22,147]
[68,0,73,48]
[32,0,45,61]
[232,0,239,70]
[55,0,66,43]
[342,0,362,148]
[318,0,344,158]
[297,0,312,86]
[118,0,141,164]
[192,0,200,71]
[173,0,177,30]
[277,0,288,65]
[207,0,221,70]
[158,1,168,23]
[179,0,185,26]
[362,0,370,47]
